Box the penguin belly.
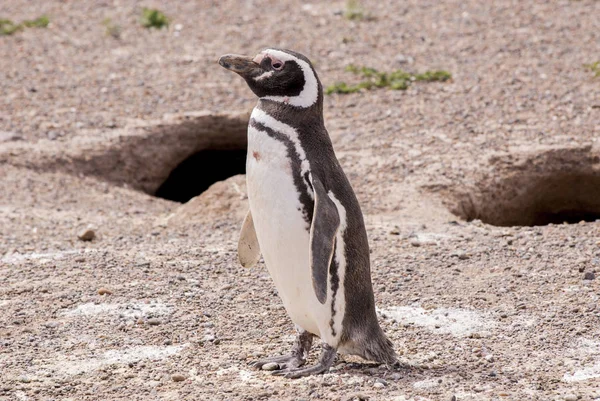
[246,131,334,342]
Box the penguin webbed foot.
[249,353,305,370]
[272,344,337,379]
[250,329,314,371]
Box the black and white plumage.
[219,48,396,378]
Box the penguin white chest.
[246,125,328,339]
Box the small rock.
[44,321,59,329]
[516,303,526,310]
[375,378,388,386]
[77,228,95,241]
[47,131,59,140]
[564,395,577,401]
[373,382,385,389]
[147,318,161,326]
[0,131,23,142]
[395,54,414,64]
[410,239,422,247]
[171,374,186,382]
[389,228,400,235]
[18,376,31,383]
[202,334,215,343]
[97,288,112,295]
[485,354,495,362]
[583,272,595,280]
[261,362,279,371]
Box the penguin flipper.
[238,210,261,268]
[309,176,340,304]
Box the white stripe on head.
[259,49,319,108]
[253,70,275,81]
[250,107,314,199]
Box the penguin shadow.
[329,358,452,383]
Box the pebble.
[147,318,161,326]
[171,374,186,382]
[97,288,112,295]
[77,228,95,241]
[373,382,385,389]
[457,251,469,260]
[46,130,59,140]
[410,239,422,247]
[564,395,577,401]
[261,362,279,371]
[583,272,595,280]
[0,131,23,142]
[44,321,60,328]
[395,54,414,64]
[375,378,388,386]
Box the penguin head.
[219,48,321,108]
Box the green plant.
[326,64,452,95]
[103,18,121,39]
[22,15,49,28]
[0,19,22,35]
[344,0,364,20]
[141,8,169,29]
[584,61,600,77]
[0,15,48,36]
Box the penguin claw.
[270,363,330,379]
[249,354,304,370]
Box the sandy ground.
[1,0,600,400]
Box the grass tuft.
[141,8,169,29]
[326,65,452,95]
[344,0,374,21]
[0,15,49,36]
[22,15,49,28]
[584,61,600,77]
[103,18,122,39]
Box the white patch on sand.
[563,338,600,382]
[413,378,441,389]
[563,363,600,382]
[62,302,172,318]
[41,344,187,376]
[380,306,496,337]
[2,250,97,264]
[214,366,260,384]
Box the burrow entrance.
[155,149,247,203]
[445,146,600,227]
[3,111,250,203]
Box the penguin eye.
[272,61,284,71]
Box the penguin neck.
[256,98,325,130]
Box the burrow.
[436,145,600,227]
[0,111,249,203]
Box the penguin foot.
[249,354,305,370]
[250,329,314,371]
[272,344,336,379]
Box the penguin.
[218,48,397,378]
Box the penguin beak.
[218,54,262,77]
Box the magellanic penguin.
[218,48,397,378]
